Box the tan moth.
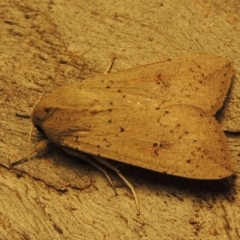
[17,55,234,213]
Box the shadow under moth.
[16,55,235,213]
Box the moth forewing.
[73,55,233,115]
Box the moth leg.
[61,148,117,196]
[93,156,140,215]
[104,56,116,75]
[10,139,50,167]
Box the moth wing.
[60,104,233,180]
[75,55,232,115]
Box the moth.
[17,55,235,213]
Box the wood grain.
[1,0,239,239]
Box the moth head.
[30,86,101,139]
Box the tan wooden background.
[0,0,240,239]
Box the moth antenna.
[28,124,34,163]
[93,156,140,215]
[34,41,102,108]
[9,124,49,217]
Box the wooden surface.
[1,0,240,239]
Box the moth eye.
[35,125,45,134]
[44,107,51,114]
